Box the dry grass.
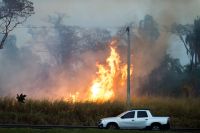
[0,97,199,128]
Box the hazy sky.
[13,0,200,64]
[26,0,200,27]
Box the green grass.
[0,97,200,128]
[0,128,198,133]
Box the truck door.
[118,111,136,129]
[134,111,148,129]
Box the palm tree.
[172,17,200,71]
[16,93,26,103]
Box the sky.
[13,0,200,65]
[25,0,200,27]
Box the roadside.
[0,128,200,133]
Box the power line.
[16,26,55,29]
[15,25,125,29]
[14,25,172,33]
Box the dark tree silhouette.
[172,17,200,71]
[45,14,111,65]
[0,0,34,49]
[139,15,160,42]
[141,54,184,96]
[171,17,200,96]
[16,93,26,103]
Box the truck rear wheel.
[151,123,161,131]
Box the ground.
[0,128,199,133]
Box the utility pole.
[126,26,131,107]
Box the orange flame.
[65,40,132,103]
[88,40,132,102]
[65,92,79,103]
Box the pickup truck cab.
[98,109,170,130]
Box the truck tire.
[151,123,161,131]
[106,123,119,129]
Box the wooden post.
[126,26,131,107]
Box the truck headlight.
[98,120,102,124]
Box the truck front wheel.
[106,123,119,129]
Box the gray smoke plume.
[0,15,112,100]
[1,0,200,100]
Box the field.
[0,97,200,128]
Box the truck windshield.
[117,111,129,117]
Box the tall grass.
[0,97,199,128]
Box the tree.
[0,0,34,49]
[139,15,160,42]
[141,54,184,96]
[171,17,200,96]
[172,17,200,71]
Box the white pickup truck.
[98,109,170,130]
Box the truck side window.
[121,111,135,119]
[137,111,148,118]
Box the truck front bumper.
[98,123,104,128]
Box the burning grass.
[0,97,200,128]
[65,40,132,103]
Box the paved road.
[0,124,200,131]
[0,124,96,129]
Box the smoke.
[28,0,200,29]
[0,35,48,98]
[1,0,200,100]
[0,16,112,100]
[113,15,170,96]
[132,29,170,95]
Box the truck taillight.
[167,118,169,123]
